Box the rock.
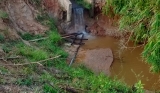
[84,48,113,75]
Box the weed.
[16,77,33,86]
[2,40,21,53]
[22,67,34,75]
[0,78,6,84]
[0,66,9,74]
[18,45,48,61]
[43,84,57,93]
[2,44,11,53]
[0,34,4,42]
[134,80,144,93]
[0,10,8,18]
[21,33,42,40]
[48,31,61,44]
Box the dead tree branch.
[3,55,61,66]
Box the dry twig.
[2,55,61,66]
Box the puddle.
[77,36,160,90]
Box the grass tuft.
[18,45,48,61]
[0,10,8,18]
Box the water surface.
[78,36,160,90]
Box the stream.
[69,4,160,90]
[77,36,160,90]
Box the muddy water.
[77,36,160,90]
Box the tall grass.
[103,0,160,72]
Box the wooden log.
[69,33,84,66]
[70,37,88,40]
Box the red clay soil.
[43,0,63,20]
[87,14,124,37]
[87,22,106,36]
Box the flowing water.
[72,6,160,90]
[77,36,160,90]
[73,7,91,38]
[73,8,85,33]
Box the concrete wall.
[58,0,72,22]
[57,0,106,22]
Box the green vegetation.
[103,0,160,72]
[0,10,8,18]
[75,0,92,9]
[0,34,5,42]
[21,33,42,40]
[0,66,9,74]
[0,12,144,92]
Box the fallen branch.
[29,37,48,42]
[28,32,88,42]
[0,73,25,77]
[59,84,85,93]
[28,35,77,42]
[0,56,21,60]
[62,35,76,39]
[69,33,84,66]
[3,55,61,66]
[127,44,145,49]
